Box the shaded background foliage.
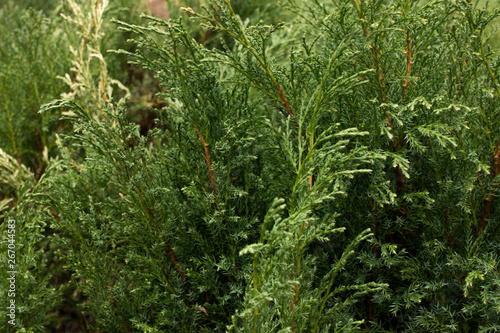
[0,0,500,332]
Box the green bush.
[1,0,500,332]
[0,2,71,183]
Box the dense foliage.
[1,0,500,332]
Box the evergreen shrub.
[1,0,500,332]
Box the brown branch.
[200,13,217,45]
[355,6,411,327]
[94,0,102,25]
[360,11,406,195]
[403,31,412,100]
[194,124,216,198]
[357,2,406,205]
[193,122,238,281]
[50,210,61,221]
[202,28,214,44]
[164,235,186,280]
[274,80,293,118]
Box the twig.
[139,195,188,288]
[194,124,216,199]
[403,31,412,100]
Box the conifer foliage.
[1,0,500,332]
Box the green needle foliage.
[1,0,500,332]
[0,2,71,185]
